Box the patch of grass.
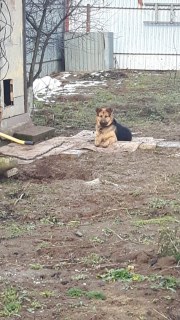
[149,275,180,292]
[28,300,42,314]
[158,226,180,262]
[40,290,54,298]
[97,268,146,282]
[67,220,80,227]
[102,228,114,236]
[29,263,43,270]
[36,241,47,250]
[70,301,89,308]
[149,198,169,209]
[71,274,88,281]
[149,198,180,211]
[131,189,141,197]
[98,269,180,292]
[82,253,104,265]
[91,236,105,243]
[8,224,26,238]
[32,71,180,137]
[67,288,105,300]
[67,288,84,297]
[40,216,64,226]
[0,287,23,317]
[7,223,36,238]
[134,216,177,227]
[86,291,106,300]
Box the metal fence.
[68,0,180,70]
[64,32,113,71]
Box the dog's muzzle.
[100,121,108,127]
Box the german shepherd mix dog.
[95,107,132,148]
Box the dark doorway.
[3,79,14,106]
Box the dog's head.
[96,108,113,127]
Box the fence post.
[65,0,69,32]
[87,4,90,33]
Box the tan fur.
[95,108,117,148]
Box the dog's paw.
[94,140,100,147]
[101,141,109,148]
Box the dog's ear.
[96,108,102,115]
[106,107,113,115]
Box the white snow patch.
[33,76,62,100]
[33,75,107,102]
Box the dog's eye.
[105,115,108,118]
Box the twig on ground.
[107,228,124,240]
[153,308,172,320]
[14,182,30,206]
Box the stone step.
[14,125,55,144]
[0,156,18,174]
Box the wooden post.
[87,4,90,33]
[10,79,14,105]
[0,106,2,123]
[65,0,69,32]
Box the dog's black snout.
[100,120,107,127]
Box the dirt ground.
[0,70,180,320]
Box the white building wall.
[0,0,25,119]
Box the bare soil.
[0,70,180,320]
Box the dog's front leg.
[101,135,117,148]
[95,135,102,147]
[94,129,103,147]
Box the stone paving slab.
[14,125,55,143]
[0,130,179,164]
[157,141,180,148]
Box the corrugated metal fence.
[26,0,180,74]
[64,32,113,71]
[68,0,180,70]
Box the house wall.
[69,0,180,70]
[0,0,25,120]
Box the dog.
[95,107,132,148]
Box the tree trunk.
[27,86,33,115]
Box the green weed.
[40,290,54,298]
[8,225,26,238]
[149,275,180,292]
[86,291,105,300]
[82,253,104,265]
[28,300,42,313]
[67,220,80,227]
[97,268,146,282]
[29,264,43,270]
[149,198,169,209]
[67,288,105,300]
[91,236,105,243]
[102,228,114,236]
[131,189,141,197]
[0,287,23,317]
[67,288,84,297]
[97,269,180,292]
[36,241,47,250]
[134,216,177,227]
[158,226,180,262]
[7,223,36,238]
[40,216,63,225]
[71,274,88,281]
[149,198,180,211]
